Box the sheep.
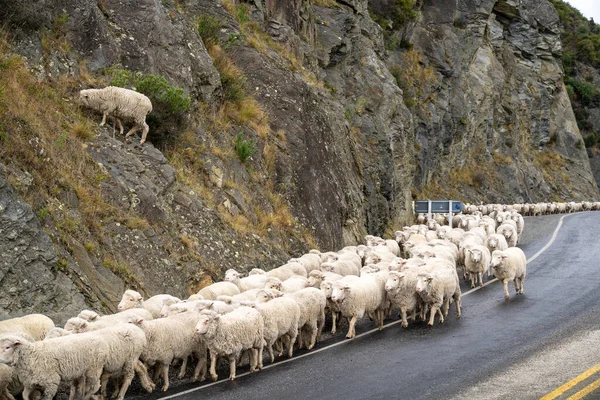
[320,260,360,276]
[0,333,107,400]
[288,288,326,350]
[384,270,423,328]
[79,86,153,144]
[510,213,525,236]
[415,267,462,326]
[224,269,269,292]
[265,276,309,293]
[160,300,205,317]
[129,312,207,391]
[288,253,322,274]
[196,282,240,300]
[250,290,300,361]
[490,248,527,300]
[496,223,518,247]
[64,308,153,332]
[0,314,55,341]
[464,245,492,288]
[321,251,362,271]
[330,274,387,339]
[92,324,154,400]
[306,270,343,288]
[484,233,509,254]
[78,309,101,321]
[267,262,308,280]
[117,290,180,318]
[195,307,264,381]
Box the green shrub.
[234,133,256,163]
[567,77,599,104]
[196,15,222,47]
[584,133,596,148]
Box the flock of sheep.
[0,200,595,400]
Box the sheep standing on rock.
[79,86,153,144]
[195,307,264,381]
[491,248,527,299]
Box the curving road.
[129,212,600,400]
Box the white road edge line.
[159,213,574,399]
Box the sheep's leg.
[135,361,155,392]
[41,383,59,400]
[330,311,337,334]
[228,355,237,381]
[317,310,325,340]
[502,279,510,299]
[100,371,111,400]
[1,388,15,400]
[152,364,161,384]
[84,369,102,400]
[256,344,264,370]
[160,363,169,392]
[513,279,520,294]
[192,353,207,382]
[454,292,462,317]
[177,356,188,379]
[286,332,297,357]
[441,298,450,317]
[140,122,149,144]
[478,272,484,287]
[296,328,304,349]
[125,125,139,138]
[248,349,257,373]
[400,307,409,328]
[209,353,219,381]
[266,342,274,363]
[115,364,135,400]
[307,324,318,350]
[519,278,524,294]
[346,316,358,339]
[275,339,283,356]
[117,119,124,135]
[100,112,108,127]
[428,305,439,326]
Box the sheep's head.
[385,272,405,291]
[491,252,508,272]
[415,274,434,293]
[224,269,240,282]
[307,272,322,288]
[0,336,25,365]
[255,290,274,303]
[487,238,498,249]
[118,290,143,311]
[330,282,349,303]
[64,317,88,333]
[320,281,333,298]
[78,90,92,107]
[320,263,335,273]
[195,311,218,335]
[468,249,483,263]
[264,278,282,291]
[78,309,100,322]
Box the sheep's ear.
[12,340,21,347]
[343,286,351,291]
[398,273,406,280]
[426,276,434,283]
[207,301,214,309]
[501,255,508,259]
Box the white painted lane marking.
[159,213,575,399]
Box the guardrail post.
[428,199,432,222]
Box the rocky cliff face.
[0,0,597,322]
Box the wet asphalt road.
[134,212,600,400]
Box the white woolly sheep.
[0,332,107,400]
[251,290,300,361]
[385,270,423,328]
[93,324,154,400]
[65,308,153,332]
[288,288,326,350]
[320,259,360,276]
[484,233,508,254]
[288,253,322,274]
[265,276,309,293]
[79,86,153,144]
[491,248,527,299]
[129,312,207,391]
[195,307,264,381]
[196,282,241,300]
[267,262,308,280]
[224,269,269,292]
[330,274,387,338]
[44,327,72,340]
[320,277,359,334]
[0,314,55,341]
[117,290,180,318]
[496,223,518,247]
[464,245,492,288]
[415,267,461,326]
[306,270,343,288]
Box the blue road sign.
[414,200,465,214]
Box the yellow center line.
[567,377,600,400]
[540,363,600,400]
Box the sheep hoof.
[161,385,169,392]
[211,374,218,382]
[229,376,235,381]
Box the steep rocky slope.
[0,0,597,322]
